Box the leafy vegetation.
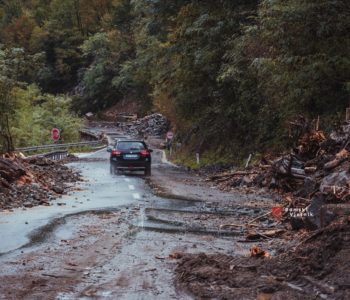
[0,0,349,160]
[0,46,83,153]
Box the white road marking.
[128,185,135,190]
[132,193,141,200]
[124,178,130,182]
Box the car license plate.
[124,154,139,160]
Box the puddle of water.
[56,292,75,300]
[136,219,242,237]
[0,159,143,254]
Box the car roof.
[114,140,147,147]
[116,139,145,143]
[114,135,128,140]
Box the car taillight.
[140,150,150,157]
[112,150,122,156]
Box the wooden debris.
[250,246,270,258]
[0,157,27,184]
[302,276,335,294]
[324,149,349,171]
[219,223,258,229]
[169,252,184,259]
[261,229,285,237]
[207,118,350,228]
[248,212,271,225]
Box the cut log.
[324,149,349,171]
[0,158,27,183]
[290,167,306,178]
[304,166,317,173]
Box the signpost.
[166,131,174,153]
[166,131,174,140]
[51,128,60,141]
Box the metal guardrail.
[41,150,69,160]
[16,141,106,153]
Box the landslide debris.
[176,118,350,299]
[0,154,81,210]
[207,118,350,228]
[175,222,350,299]
[119,113,170,137]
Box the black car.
[108,140,152,176]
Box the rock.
[320,171,350,192]
[23,201,33,208]
[329,123,350,144]
[52,186,64,194]
[300,177,317,197]
[241,175,253,187]
[31,183,41,189]
[273,156,291,175]
[304,193,326,229]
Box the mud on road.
[0,142,277,300]
[1,133,348,299]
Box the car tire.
[145,166,151,176]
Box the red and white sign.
[166,131,174,140]
[51,128,60,141]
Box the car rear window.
[116,141,145,150]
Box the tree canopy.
[0,0,349,160]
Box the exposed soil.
[143,131,350,299]
[1,120,350,299]
[175,222,350,299]
[0,156,82,211]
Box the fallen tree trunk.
[324,149,349,171]
[0,158,27,183]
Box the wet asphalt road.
[0,146,198,255]
[0,138,253,299]
[0,148,140,254]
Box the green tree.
[0,79,15,152]
[254,0,350,121]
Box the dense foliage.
[0,46,83,153]
[0,0,349,160]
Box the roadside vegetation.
[0,0,349,162]
[0,45,83,153]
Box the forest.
[0,0,349,162]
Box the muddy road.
[0,133,275,299]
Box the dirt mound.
[0,155,82,210]
[176,222,350,299]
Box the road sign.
[51,128,60,141]
[166,131,174,140]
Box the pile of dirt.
[0,155,82,210]
[175,222,350,299]
[120,113,170,137]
